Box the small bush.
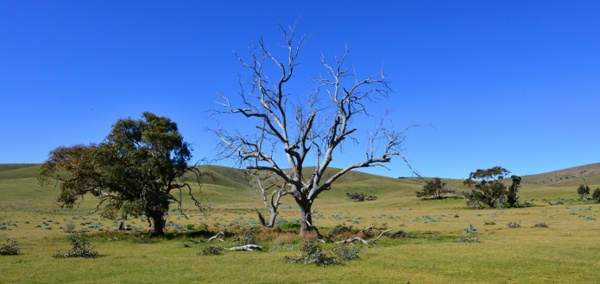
[328,224,354,239]
[507,221,521,228]
[333,245,361,261]
[346,192,377,202]
[483,221,496,225]
[199,245,224,256]
[532,222,549,228]
[284,241,339,266]
[458,224,479,243]
[64,222,76,233]
[234,229,256,246]
[387,230,409,239]
[53,233,98,258]
[0,237,20,255]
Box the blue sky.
[1,1,599,179]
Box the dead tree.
[253,172,291,228]
[214,23,417,236]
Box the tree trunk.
[298,200,313,236]
[150,213,165,237]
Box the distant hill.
[2,163,599,188]
[521,163,600,186]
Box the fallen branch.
[334,227,393,245]
[208,231,225,242]
[228,244,262,251]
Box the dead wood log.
[228,244,262,251]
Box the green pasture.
[1,165,599,283]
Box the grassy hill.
[521,163,600,186]
[1,163,600,283]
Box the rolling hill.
[521,163,600,186]
[2,163,600,188]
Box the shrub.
[328,224,354,239]
[532,222,548,228]
[64,221,76,233]
[0,237,20,255]
[346,192,377,202]
[284,240,339,266]
[507,221,521,228]
[234,229,256,246]
[458,224,479,243]
[199,245,224,256]
[53,233,98,258]
[592,188,600,203]
[333,245,360,261]
[387,230,409,239]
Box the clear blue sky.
[1,1,599,178]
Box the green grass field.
[1,164,599,283]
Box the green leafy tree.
[577,184,591,201]
[39,112,203,236]
[416,178,449,199]
[463,166,521,208]
[592,188,600,203]
[506,175,522,207]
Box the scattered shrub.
[328,224,354,239]
[532,222,548,228]
[507,221,521,228]
[458,224,479,243]
[233,229,256,246]
[53,233,98,258]
[387,230,409,239]
[483,221,496,225]
[0,237,20,255]
[64,222,76,233]
[199,245,224,256]
[333,245,361,261]
[346,192,377,202]
[284,240,339,266]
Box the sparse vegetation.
[53,233,98,258]
[0,237,20,255]
[284,240,343,266]
[346,192,378,202]
[458,224,479,243]
[507,221,521,228]
[199,245,224,256]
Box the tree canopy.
[38,112,203,236]
[463,166,521,208]
[416,178,450,199]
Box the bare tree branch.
[213,23,419,235]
